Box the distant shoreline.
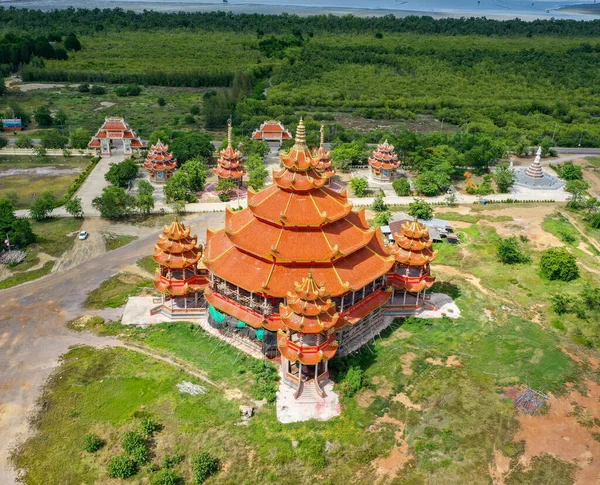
[557,3,600,15]
[0,1,596,21]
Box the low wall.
[0,148,96,157]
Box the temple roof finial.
[227,118,233,149]
[294,117,307,149]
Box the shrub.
[140,417,161,436]
[497,236,531,264]
[339,365,364,396]
[350,176,368,197]
[122,430,146,454]
[550,294,572,315]
[90,85,106,95]
[192,452,219,484]
[251,361,279,403]
[184,114,196,124]
[77,82,90,93]
[151,469,181,485]
[408,198,433,220]
[157,97,166,106]
[82,433,104,453]
[392,177,411,196]
[190,105,201,115]
[539,247,579,282]
[372,194,388,212]
[107,455,138,479]
[130,443,151,465]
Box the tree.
[556,162,583,181]
[539,247,579,281]
[372,194,388,212]
[90,85,106,95]
[331,141,365,172]
[350,177,368,197]
[590,212,600,229]
[493,164,516,193]
[105,158,139,188]
[70,128,91,149]
[216,178,237,202]
[246,153,268,191]
[565,179,590,210]
[29,191,56,220]
[170,133,214,163]
[164,170,192,202]
[15,136,33,148]
[41,129,68,149]
[77,83,90,93]
[181,157,208,192]
[64,33,82,51]
[136,181,155,215]
[149,128,174,146]
[0,199,36,247]
[190,105,201,115]
[54,109,68,127]
[392,177,411,196]
[408,198,433,220]
[580,283,600,310]
[540,137,556,157]
[9,103,30,126]
[157,97,166,107]
[34,105,53,127]
[496,236,530,264]
[65,197,83,218]
[92,186,135,219]
[373,211,392,226]
[414,167,451,196]
[0,135,7,149]
[244,140,270,157]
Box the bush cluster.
[82,433,104,453]
[192,452,219,484]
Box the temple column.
[123,139,132,155]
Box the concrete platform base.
[416,293,461,319]
[276,377,341,424]
[121,296,183,326]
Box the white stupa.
[514,146,564,190]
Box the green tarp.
[208,304,226,323]
[237,320,246,328]
[256,328,265,341]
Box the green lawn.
[103,233,137,251]
[0,156,89,209]
[84,272,153,309]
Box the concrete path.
[0,213,221,484]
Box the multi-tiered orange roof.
[316,124,335,181]
[214,120,246,180]
[388,220,437,292]
[144,140,177,172]
[368,140,399,171]
[277,273,340,365]
[204,119,395,328]
[153,221,208,296]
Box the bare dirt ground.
[371,413,413,481]
[0,213,222,484]
[513,380,600,485]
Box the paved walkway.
[0,213,221,484]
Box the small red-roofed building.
[387,219,437,309]
[251,120,292,144]
[368,140,400,182]
[144,140,177,183]
[88,117,144,156]
[153,220,209,317]
[214,120,246,186]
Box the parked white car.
[78,231,89,240]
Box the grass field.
[0,156,89,208]
[84,272,153,309]
[102,233,137,251]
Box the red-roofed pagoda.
[251,120,292,144]
[88,117,143,156]
[203,119,395,394]
[153,220,209,316]
[214,120,246,186]
[144,140,177,183]
[316,124,335,185]
[387,219,438,309]
[368,140,400,182]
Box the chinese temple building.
[368,140,400,183]
[251,120,293,144]
[203,119,395,393]
[153,220,209,317]
[214,120,246,186]
[88,117,143,156]
[387,219,437,309]
[144,140,177,183]
[316,124,335,185]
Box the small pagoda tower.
[144,140,177,183]
[278,273,340,397]
[214,120,246,186]
[525,147,544,178]
[316,124,335,185]
[368,140,400,183]
[153,220,209,315]
[387,219,437,309]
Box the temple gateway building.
[148,120,439,399]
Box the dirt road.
[0,213,221,484]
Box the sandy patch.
[392,392,422,410]
[426,355,461,367]
[401,352,417,376]
[15,83,66,91]
[380,327,411,347]
[357,376,393,408]
[488,448,511,485]
[224,388,244,401]
[372,414,412,481]
[513,379,600,485]
[94,101,117,111]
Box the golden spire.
[320,124,325,148]
[294,117,307,149]
[227,118,232,148]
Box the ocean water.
[0,0,597,20]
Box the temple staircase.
[295,380,326,403]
